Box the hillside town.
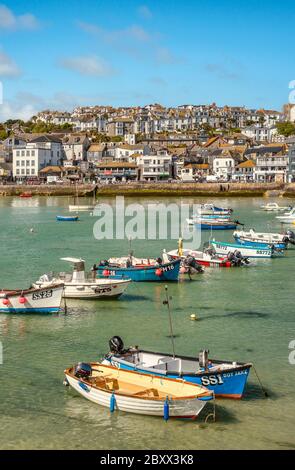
[1,102,295,185]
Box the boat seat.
[133,388,160,398]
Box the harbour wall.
[1,183,295,197]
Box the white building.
[136,151,172,181]
[243,125,277,142]
[12,135,62,180]
[62,134,90,162]
[212,152,235,180]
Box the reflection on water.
[0,196,295,449]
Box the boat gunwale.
[0,283,64,297]
[65,362,213,401]
[115,349,253,377]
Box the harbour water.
[0,196,295,450]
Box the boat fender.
[164,396,169,421]
[102,269,110,277]
[18,296,27,304]
[155,268,163,276]
[110,392,116,412]
[2,298,9,305]
[63,377,69,387]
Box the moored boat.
[56,215,79,222]
[193,219,238,230]
[261,202,292,212]
[19,192,32,198]
[64,362,213,419]
[276,207,295,223]
[197,203,233,215]
[96,255,181,282]
[233,228,295,247]
[103,337,252,399]
[34,258,131,299]
[0,284,64,314]
[167,247,247,267]
[211,240,279,258]
[68,205,94,212]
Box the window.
[31,150,35,156]
[26,169,30,175]
[26,160,30,166]
[16,169,20,175]
[26,150,30,156]
[21,150,25,156]
[21,161,25,166]
[31,169,35,175]
[21,169,25,175]
[16,161,20,166]
[31,160,35,166]
[16,150,20,156]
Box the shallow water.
[0,195,294,450]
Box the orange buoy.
[2,298,9,305]
[102,269,110,277]
[155,268,163,276]
[19,296,27,304]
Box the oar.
[163,285,176,359]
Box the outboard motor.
[286,230,295,245]
[199,349,209,370]
[74,362,92,379]
[109,336,125,354]
[99,259,109,267]
[184,255,204,273]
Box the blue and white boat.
[56,215,79,222]
[103,337,252,399]
[211,240,281,258]
[96,255,181,282]
[233,228,295,248]
[199,203,233,216]
[195,219,238,230]
[234,237,286,250]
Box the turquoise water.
[0,195,295,450]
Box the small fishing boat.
[96,254,180,282]
[64,362,213,419]
[276,207,295,223]
[56,215,79,222]
[68,205,94,212]
[19,192,32,198]
[211,240,279,258]
[198,203,233,215]
[261,202,292,212]
[233,228,295,248]
[187,214,230,225]
[193,219,238,230]
[167,247,248,267]
[34,258,131,299]
[0,284,64,314]
[103,337,252,399]
[234,237,286,250]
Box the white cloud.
[0,51,21,77]
[77,21,152,43]
[59,55,115,77]
[138,5,152,19]
[155,47,181,65]
[0,4,40,30]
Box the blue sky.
[0,0,295,120]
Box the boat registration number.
[201,374,224,386]
[32,289,53,300]
[162,264,174,272]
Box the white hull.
[233,229,286,244]
[35,279,131,299]
[69,205,95,212]
[261,203,291,212]
[65,374,207,418]
[0,285,63,313]
[211,241,272,258]
[276,216,295,224]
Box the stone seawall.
[1,182,295,197]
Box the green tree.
[276,121,295,137]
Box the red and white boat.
[19,192,32,198]
[168,248,237,268]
